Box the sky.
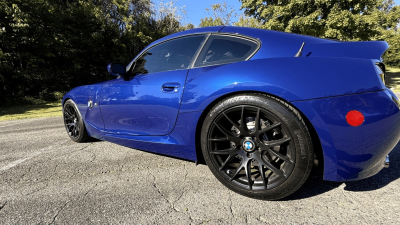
[172,0,400,27]
[173,0,243,26]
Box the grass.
[0,101,62,121]
[386,67,400,91]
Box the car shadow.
[283,143,400,201]
[85,138,103,143]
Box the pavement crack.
[148,169,173,208]
[26,183,49,196]
[48,184,97,224]
[0,201,7,211]
[228,192,234,217]
[82,146,96,162]
[83,183,98,197]
[49,200,71,225]
[172,189,187,210]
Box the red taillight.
[346,110,364,127]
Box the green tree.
[199,1,236,27]
[0,0,188,105]
[234,15,262,28]
[240,0,400,67]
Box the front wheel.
[63,99,90,143]
[201,94,313,200]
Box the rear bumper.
[292,89,400,182]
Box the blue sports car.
[62,26,400,200]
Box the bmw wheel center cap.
[242,138,256,152]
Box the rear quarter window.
[194,35,259,67]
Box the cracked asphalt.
[1,116,400,224]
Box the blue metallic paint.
[99,69,188,136]
[292,89,400,181]
[180,57,384,112]
[63,26,400,182]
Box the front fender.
[62,84,104,133]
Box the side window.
[194,35,258,67]
[131,35,206,75]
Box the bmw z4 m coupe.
[62,26,400,200]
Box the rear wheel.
[201,94,313,200]
[63,99,89,143]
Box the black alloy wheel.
[63,99,89,143]
[201,94,313,200]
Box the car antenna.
[294,42,305,57]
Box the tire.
[63,99,90,143]
[201,93,313,200]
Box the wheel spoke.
[261,136,290,148]
[72,127,77,137]
[219,154,235,171]
[264,160,285,177]
[223,113,240,131]
[210,148,234,155]
[214,122,240,143]
[245,160,253,190]
[258,163,268,189]
[229,164,244,181]
[66,123,74,127]
[254,108,260,133]
[209,137,229,142]
[64,108,73,118]
[64,117,72,121]
[268,148,293,164]
[67,124,75,132]
[259,122,281,134]
[65,105,74,116]
[240,106,247,133]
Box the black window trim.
[126,33,210,74]
[126,32,261,75]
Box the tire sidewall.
[63,99,88,143]
[201,94,313,200]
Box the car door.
[100,34,207,136]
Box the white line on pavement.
[0,120,33,128]
[0,145,55,172]
[0,152,41,172]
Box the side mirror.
[107,63,126,77]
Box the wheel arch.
[194,90,324,172]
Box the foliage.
[382,30,400,67]
[234,15,262,28]
[240,0,400,67]
[199,1,236,27]
[0,0,188,105]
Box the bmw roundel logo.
[245,141,253,150]
[242,139,256,152]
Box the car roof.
[146,26,336,59]
[149,26,225,47]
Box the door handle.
[162,83,181,93]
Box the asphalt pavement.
[1,116,400,224]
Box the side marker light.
[346,110,364,127]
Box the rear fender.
[180,57,384,112]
